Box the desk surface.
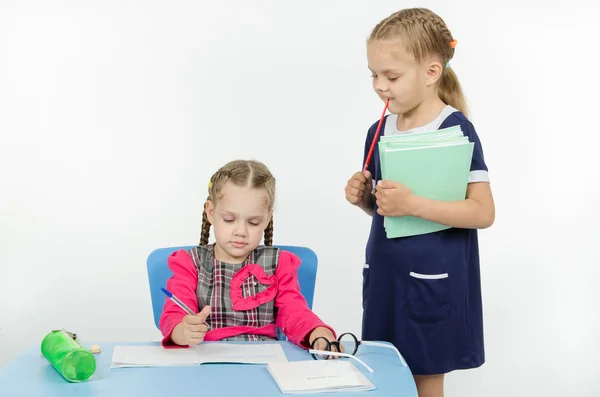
[0,341,417,397]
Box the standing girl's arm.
[376,180,495,229]
[415,181,494,228]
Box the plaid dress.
[187,244,279,341]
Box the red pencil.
[363,99,390,172]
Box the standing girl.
[344,8,495,397]
[161,160,337,351]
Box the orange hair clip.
[449,39,458,49]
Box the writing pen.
[160,287,211,330]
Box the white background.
[1,0,599,396]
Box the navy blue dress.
[361,106,489,375]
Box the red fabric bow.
[230,264,278,311]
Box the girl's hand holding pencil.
[172,305,211,347]
[345,99,390,210]
[345,170,373,209]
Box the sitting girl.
[160,159,337,350]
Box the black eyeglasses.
[309,332,407,373]
[310,332,360,357]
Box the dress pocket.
[405,271,450,323]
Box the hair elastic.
[449,39,457,48]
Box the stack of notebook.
[378,125,474,238]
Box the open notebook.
[267,360,375,394]
[378,125,474,238]
[110,343,288,368]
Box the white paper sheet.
[110,343,288,368]
[267,360,376,394]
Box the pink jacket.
[159,248,335,349]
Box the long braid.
[198,170,225,246]
[199,204,211,245]
[263,217,274,246]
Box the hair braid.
[199,204,211,245]
[424,13,455,62]
[263,217,274,246]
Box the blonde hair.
[199,160,275,246]
[369,8,468,117]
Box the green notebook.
[378,126,474,238]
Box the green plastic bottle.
[40,329,97,382]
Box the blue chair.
[146,245,319,340]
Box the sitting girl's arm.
[159,250,199,347]
[274,251,336,348]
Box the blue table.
[0,341,417,396]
